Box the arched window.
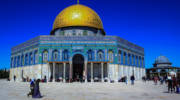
[61,31,65,36]
[16,56,19,67]
[83,30,87,36]
[11,57,13,68]
[17,56,20,67]
[87,50,93,60]
[63,50,69,60]
[123,52,126,65]
[136,56,138,66]
[21,54,24,66]
[42,50,48,63]
[72,29,76,36]
[118,50,122,63]
[132,54,134,66]
[128,54,131,65]
[52,50,58,61]
[108,50,113,62]
[25,54,28,65]
[14,57,17,67]
[139,56,141,67]
[29,53,33,65]
[98,50,104,61]
[34,50,38,64]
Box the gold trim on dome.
[53,4,104,30]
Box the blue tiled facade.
[10,35,145,68]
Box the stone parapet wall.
[10,64,49,82]
[10,63,146,82]
[109,64,146,82]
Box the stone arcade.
[10,4,146,82]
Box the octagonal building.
[10,4,146,82]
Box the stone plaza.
[0,79,180,100]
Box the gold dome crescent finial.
[52,4,104,32]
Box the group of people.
[153,74,180,93]
[27,79,42,98]
[13,75,43,98]
[14,73,180,99]
[167,75,180,93]
[119,75,135,85]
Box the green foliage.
[0,69,9,79]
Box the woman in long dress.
[32,79,42,98]
[27,79,35,97]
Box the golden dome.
[52,4,104,30]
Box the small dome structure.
[153,56,172,67]
[155,56,171,64]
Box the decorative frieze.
[12,35,144,54]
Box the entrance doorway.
[72,54,84,81]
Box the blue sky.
[0,0,180,69]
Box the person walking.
[27,79,35,97]
[167,74,173,93]
[44,76,47,83]
[32,79,42,98]
[172,75,177,93]
[154,76,158,85]
[130,75,135,85]
[14,75,16,82]
[160,76,164,85]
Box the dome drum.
[51,26,105,36]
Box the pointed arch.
[42,49,48,63]
[14,56,17,67]
[87,49,93,61]
[118,50,122,63]
[108,50,114,62]
[21,54,24,66]
[25,53,28,65]
[52,49,59,61]
[63,49,69,61]
[29,52,33,65]
[123,52,127,65]
[17,55,20,67]
[97,49,104,61]
[34,50,38,64]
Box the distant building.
[10,4,146,82]
[146,56,180,79]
